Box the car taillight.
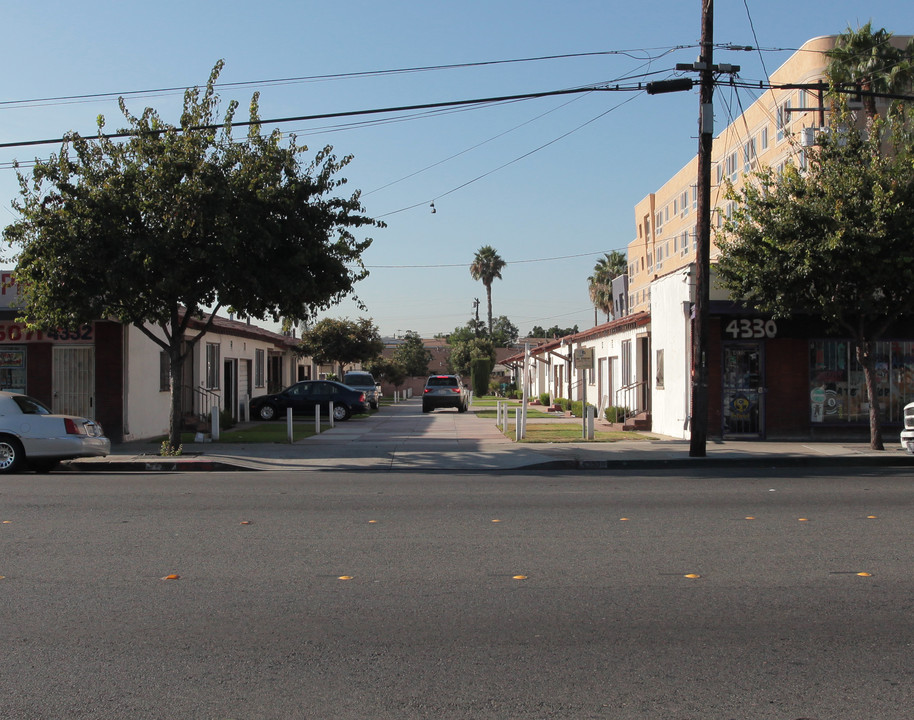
[64,418,85,435]
[424,388,432,394]
[451,388,462,393]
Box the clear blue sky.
[2,1,911,338]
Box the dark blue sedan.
[250,380,367,422]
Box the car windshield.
[345,374,373,384]
[13,395,52,415]
[426,376,458,388]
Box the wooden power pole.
[689,0,714,457]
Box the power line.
[0,85,644,151]
[366,250,625,269]
[0,47,697,110]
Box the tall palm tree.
[588,251,627,322]
[827,23,914,119]
[469,245,506,334]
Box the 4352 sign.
[0,323,94,343]
[723,317,778,340]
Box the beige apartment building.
[627,35,838,313]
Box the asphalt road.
[2,467,914,719]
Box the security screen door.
[52,346,95,418]
[721,343,764,437]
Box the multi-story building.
[515,35,914,442]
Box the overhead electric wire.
[0,46,698,111]
[366,249,625,269]
[0,84,649,151]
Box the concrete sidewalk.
[67,399,914,473]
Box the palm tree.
[588,251,627,323]
[469,246,506,334]
[827,23,914,119]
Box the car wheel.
[333,404,351,422]
[458,402,467,413]
[0,435,25,474]
[370,401,379,410]
[422,404,432,413]
[30,459,59,473]
[258,404,277,421]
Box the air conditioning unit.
[800,127,819,147]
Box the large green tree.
[469,245,506,334]
[448,337,495,378]
[826,23,914,119]
[716,109,914,450]
[588,250,627,322]
[393,331,432,377]
[3,62,382,447]
[298,317,384,377]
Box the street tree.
[469,245,506,334]
[3,62,382,448]
[449,337,495,378]
[393,331,432,377]
[489,315,519,347]
[529,324,579,338]
[716,108,914,450]
[366,357,407,391]
[298,317,384,377]
[588,251,627,322]
[826,23,914,119]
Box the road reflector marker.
[684,574,701,579]
[240,520,252,525]
[513,575,527,580]
[338,575,353,580]
[161,574,180,580]
[620,518,629,522]
[857,572,872,577]
[491,519,501,523]
[368,520,378,524]
[798,518,809,522]
[867,515,878,519]
[745,516,756,520]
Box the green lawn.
[500,423,655,443]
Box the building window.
[205,343,220,389]
[655,349,664,389]
[777,97,792,142]
[159,351,170,392]
[760,126,769,151]
[255,348,265,388]
[809,340,911,424]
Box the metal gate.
[52,346,96,418]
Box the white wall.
[122,323,297,442]
[122,325,173,441]
[649,266,694,439]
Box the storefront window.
[0,347,26,393]
[810,340,914,424]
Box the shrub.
[554,397,572,411]
[604,405,630,423]
[539,393,551,406]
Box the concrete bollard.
[287,407,294,443]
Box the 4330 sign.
[723,318,778,340]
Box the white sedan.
[0,391,110,473]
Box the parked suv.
[422,375,469,413]
[343,371,381,410]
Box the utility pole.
[689,0,714,457]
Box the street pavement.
[69,398,914,473]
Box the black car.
[422,375,469,413]
[250,380,367,422]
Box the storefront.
[709,307,914,440]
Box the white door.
[53,346,95,418]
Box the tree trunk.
[168,343,185,450]
[856,341,884,450]
[486,284,493,335]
